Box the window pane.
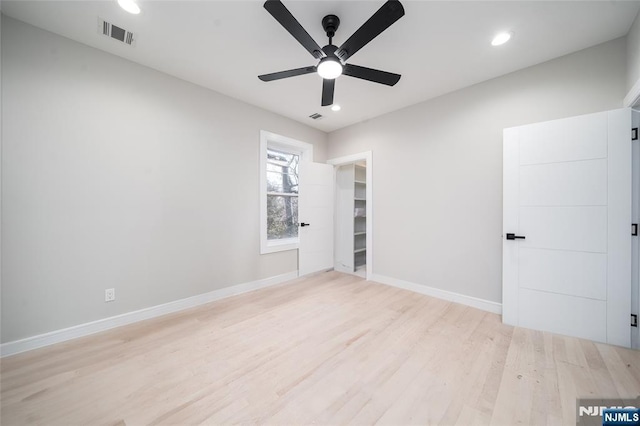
[267,195,298,240]
[266,149,299,194]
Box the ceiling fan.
[258,0,405,107]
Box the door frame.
[327,151,373,280]
[632,108,639,349]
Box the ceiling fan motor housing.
[322,44,339,58]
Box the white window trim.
[260,130,313,254]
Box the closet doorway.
[327,152,373,279]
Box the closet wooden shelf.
[336,162,367,276]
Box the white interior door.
[298,161,334,276]
[334,164,355,273]
[503,109,632,347]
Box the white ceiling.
[3,0,640,132]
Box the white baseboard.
[624,78,640,107]
[369,273,502,315]
[1,271,298,358]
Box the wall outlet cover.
[105,288,115,302]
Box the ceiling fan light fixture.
[317,58,343,79]
[258,0,405,105]
[117,0,141,15]
[491,31,513,46]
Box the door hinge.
[633,224,638,236]
[632,314,638,328]
[633,128,638,141]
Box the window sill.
[261,238,299,254]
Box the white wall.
[327,38,627,305]
[627,10,640,92]
[0,9,3,343]
[1,16,327,343]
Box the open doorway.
[327,152,373,280]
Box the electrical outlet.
[105,288,115,302]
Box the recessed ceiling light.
[331,105,341,112]
[491,31,512,46]
[118,0,141,15]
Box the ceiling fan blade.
[335,0,404,62]
[343,64,400,86]
[264,1,326,60]
[321,79,335,106]
[258,66,317,82]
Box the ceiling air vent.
[98,18,136,46]
[309,113,323,120]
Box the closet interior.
[335,162,367,277]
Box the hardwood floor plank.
[2,272,639,425]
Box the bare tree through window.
[266,149,299,240]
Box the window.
[267,148,299,240]
[260,131,313,254]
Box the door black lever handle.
[506,233,525,240]
[300,223,310,227]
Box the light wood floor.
[2,271,639,425]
